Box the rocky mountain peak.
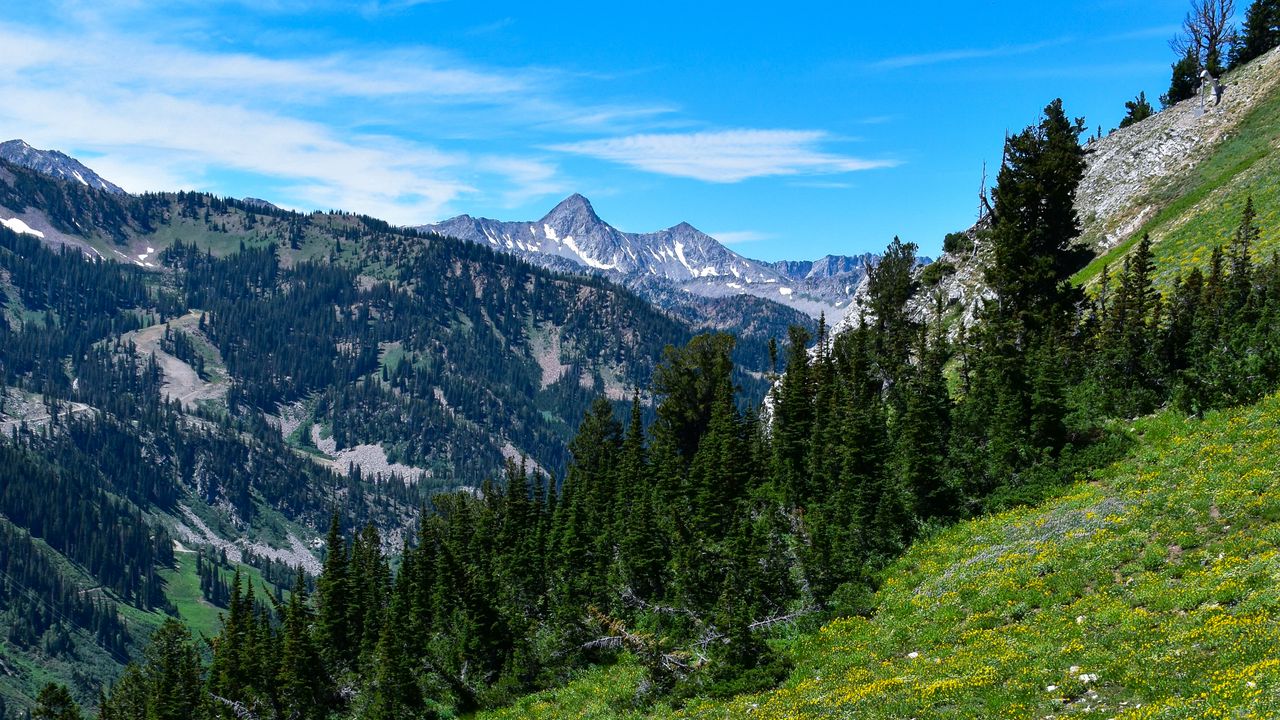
[0,139,125,195]
[541,193,602,226]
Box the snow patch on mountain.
[1,216,44,238]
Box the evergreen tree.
[964,98,1086,493]
[315,512,352,669]
[360,580,425,720]
[1227,197,1260,311]
[1161,50,1201,107]
[615,394,665,599]
[865,236,921,404]
[894,327,954,521]
[277,570,330,720]
[104,619,206,720]
[33,684,81,720]
[1119,91,1155,128]
[553,397,622,609]
[1230,0,1280,67]
[984,98,1086,339]
[771,325,813,504]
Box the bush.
[920,261,956,287]
[942,232,974,255]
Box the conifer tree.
[963,98,1086,491]
[33,683,81,720]
[771,325,813,504]
[1230,0,1280,67]
[361,580,424,720]
[1119,91,1155,128]
[277,570,330,720]
[984,98,1086,339]
[315,512,352,668]
[554,397,622,609]
[894,326,953,521]
[137,619,206,720]
[350,523,391,660]
[1162,50,1201,107]
[615,394,666,599]
[866,236,921,399]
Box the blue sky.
[0,0,1200,259]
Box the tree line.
[47,98,1280,720]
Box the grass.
[1073,65,1280,289]
[160,548,287,640]
[477,392,1280,719]
[158,550,224,638]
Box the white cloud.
[549,130,896,183]
[789,181,855,190]
[0,21,567,224]
[710,230,771,244]
[871,39,1068,70]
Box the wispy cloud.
[789,180,855,190]
[548,130,896,183]
[1097,25,1181,43]
[465,17,516,36]
[710,230,772,244]
[870,38,1069,70]
[0,21,583,223]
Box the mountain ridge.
[0,139,125,195]
[421,194,877,321]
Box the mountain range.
[0,139,125,195]
[1,41,1279,716]
[422,194,886,322]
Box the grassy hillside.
[479,392,1280,719]
[1075,49,1280,287]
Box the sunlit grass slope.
[480,393,1280,719]
[1075,55,1280,288]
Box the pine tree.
[139,619,206,720]
[1227,197,1260,313]
[651,333,737,468]
[685,375,749,541]
[360,579,424,720]
[315,512,352,669]
[1230,0,1280,67]
[1161,50,1201,107]
[278,570,331,720]
[1119,91,1155,128]
[984,98,1086,340]
[866,236,921,398]
[207,570,263,719]
[33,683,81,720]
[962,98,1086,495]
[349,523,391,660]
[615,394,666,599]
[553,396,622,609]
[894,327,954,521]
[771,325,813,504]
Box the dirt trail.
[0,389,96,433]
[124,311,228,410]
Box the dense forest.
[11,96,1270,720]
[0,120,796,712]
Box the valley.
[1,5,1279,719]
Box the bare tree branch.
[1170,0,1238,72]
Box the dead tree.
[1171,0,1238,74]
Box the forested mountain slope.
[6,43,1280,720]
[27,80,1278,720]
[0,159,713,483]
[0,158,722,709]
[479,392,1280,719]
